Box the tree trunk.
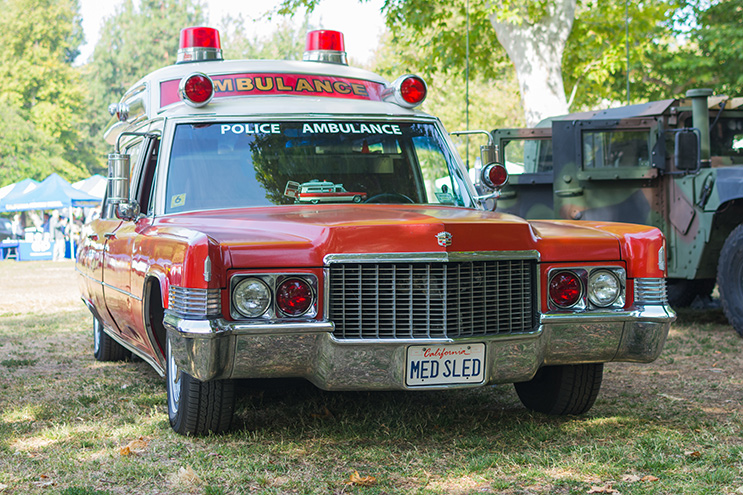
[489,0,576,126]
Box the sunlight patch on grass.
[2,404,43,424]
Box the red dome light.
[303,29,348,65]
[180,27,221,50]
[177,27,223,64]
[306,30,345,52]
[178,73,214,107]
[549,271,583,308]
[276,278,314,317]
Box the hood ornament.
[436,231,452,247]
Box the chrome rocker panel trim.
[163,304,675,389]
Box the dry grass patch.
[1,261,742,494]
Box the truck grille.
[328,259,538,340]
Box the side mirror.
[675,129,701,172]
[107,152,131,204]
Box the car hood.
[157,205,623,268]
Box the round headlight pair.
[549,269,622,309]
[232,277,314,318]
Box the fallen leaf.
[0,483,8,491]
[347,471,377,487]
[658,393,685,401]
[641,475,659,482]
[311,406,334,419]
[587,484,620,494]
[177,466,202,486]
[621,475,641,483]
[685,450,702,458]
[119,436,149,456]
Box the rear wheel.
[92,317,130,362]
[166,337,235,435]
[514,363,603,415]
[718,224,743,337]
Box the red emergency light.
[177,26,223,64]
[303,29,348,65]
[383,75,427,108]
[178,72,214,107]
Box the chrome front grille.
[634,278,668,305]
[168,286,221,319]
[328,259,538,340]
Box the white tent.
[72,174,106,199]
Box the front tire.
[718,224,743,337]
[166,337,235,435]
[93,317,130,362]
[514,363,603,415]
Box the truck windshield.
[164,121,469,213]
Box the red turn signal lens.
[549,271,582,308]
[400,76,427,105]
[482,164,508,189]
[179,73,214,107]
[276,278,314,317]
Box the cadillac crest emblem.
[436,231,452,247]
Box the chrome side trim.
[103,281,144,302]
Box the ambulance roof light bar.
[177,26,223,64]
[303,30,348,65]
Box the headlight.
[587,270,621,307]
[232,277,271,317]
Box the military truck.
[490,89,743,336]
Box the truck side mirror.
[675,129,701,172]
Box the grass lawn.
[0,260,741,494]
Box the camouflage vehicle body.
[492,89,743,335]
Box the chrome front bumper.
[164,304,675,390]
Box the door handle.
[104,233,117,240]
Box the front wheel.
[718,224,743,337]
[514,363,603,415]
[166,337,235,435]
[93,317,130,362]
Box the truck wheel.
[514,363,603,415]
[93,317,130,362]
[718,224,743,337]
[166,337,235,435]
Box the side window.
[582,130,650,169]
[502,139,553,174]
[135,138,160,215]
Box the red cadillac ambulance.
[76,27,675,435]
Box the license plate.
[406,343,486,386]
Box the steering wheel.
[364,193,415,204]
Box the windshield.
[164,121,470,213]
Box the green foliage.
[0,0,88,184]
[219,15,310,61]
[687,0,743,95]
[81,0,207,172]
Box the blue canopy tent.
[0,173,101,212]
[0,179,39,210]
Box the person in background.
[11,214,24,239]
